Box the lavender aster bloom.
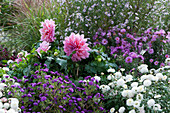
[102,39,108,45]
[41,96,47,101]
[125,56,133,63]
[148,49,154,54]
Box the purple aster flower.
[69,88,74,92]
[154,61,159,65]
[59,105,63,109]
[89,81,93,85]
[21,106,25,109]
[125,56,133,63]
[148,49,154,54]
[165,54,169,58]
[101,39,108,45]
[77,98,82,102]
[101,32,106,36]
[34,63,38,67]
[137,55,144,60]
[44,75,51,80]
[115,37,120,43]
[160,63,165,67]
[149,59,154,63]
[41,96,47,101]
[120,29,126,33]
[129,52,138,58]
[17,79,22,83]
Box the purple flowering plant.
[12,63,105,112]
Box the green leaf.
[56,58,67,69]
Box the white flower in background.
[162,75,167,80]
[6,109,16,113]
[152,76,159,82]
[138,64,148,73]
[99,85,110,93]
[150,68,156,74]
[120,68,125,72]
[108,82,115,88]
[133,101,140,108]
[10,101,18,110]
[2,67,9,71]
[129,109,136,113]
[107,68,115,73]
[136,93,143,101]
[154,95,161,98]
[114,72,122,78]
[0,102,3,109]
[110,107,115,113]
[143,80,152,86]
[126,98,134,106]
[165,58,170,64]
[123,84,128,89]
[117,78,125,86]
[7,60,13,65]
[127,90,134,98]
[132,87,138,94]
[137,85,145,92]
[0,83,7,90]
[138,105,145,113]
[147,74,154,80]
[131,82,138,87]
[3,74,9,79]
[125,74,133,82]
[153,104,161,111]
[94,76,101,82]
[147,99,155,107]
[9,98,19,104]
[156,73,163,80]
[0,92,2,98]
[140,75,148,82]
[3,103,9,109]
[121,90,128,97]
[118,106,125,113]
[107,74,114,80]
[0,109,5,113]
[14,83,20,87]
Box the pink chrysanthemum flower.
[36,41,51,53]
[39,19,56,42]
[63,33,91,62]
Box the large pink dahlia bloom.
[36,41,51,53]
[63,33,91,62]
[39,19,56,42]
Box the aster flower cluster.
[93,27,169,69]
[97,59,169,113]
[12,63,105,113]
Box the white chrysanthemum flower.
[147,99,155,107]
[131,87,138,94]
[123,84,128,89]
[7,60,13,65]
[0,92,2,98]
[120,68,125,72]
[165,58,170,64]
[140,75,148,81]
[117,78,125,86]
[129,109,136,113]
[136,93,143,101]
[2,67,9,71]
[125,74,133,82]
[126,98,134,106]
[0,102,3,109]
[131,82,138,87]
[137,85,145,92]
[118,106,125,113]
[108,82,115,88]
[138,105,145,113]
[10,102,18,110]
[100,85,110,93]
[114,72,122,78]
[107,74,114,80]
[162,76,167,80]
[138,64,148,73]
[152,76,159,82]
[154,95,161,98]
[107,68,115,73]
[127,90,134,98]
[6,109,16,113]
[153,104,161,111]
[143,80,152,86]
[3,103,9,109]
[156,73,163,80]
[110,107,115,113]
[0,109,5,113]
[0,83,7,90]
[133,101,140,108]
[147,74,154,80]
[121,90,128,97]
[94,76,101,82]
[150,68,156,74]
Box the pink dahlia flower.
[39,19,56,42]
[36,41,51,53]
[63,33,91,62]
